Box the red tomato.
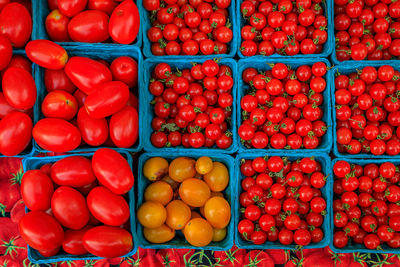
[2,67,36,109]
[87,186,130,226]
[0,0,10,11]
[62,226,92,255]
[0,35,12,70]
[87,0,118,15]
[65,56,112,95]
[1,54,31,77]
[0,92,30,119]
[68,10,110,43]
[25,40,68,70]
[84,81,129,119]
[109,0,140,44]
[110,56,138,88]
[0,3,32,48]
[44,69,76,94]
[45,9,70,42]
[74,89,87,107]
[33,118,81,152]
[83,226,133,258]
[21,170,54,211]
[0,111,32,156]
[19,211,64,251]
[50,156,96,187]
[51,186,90,230]
[109,106,138,148]
[42,90,78,120]
[57,0,87,17]
[91,148,134,195]
[77,107,108,146]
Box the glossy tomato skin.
[57,0,87,17]
[25,40,68,70]
[110,106,138,148]
[2,67,36,110]
[19,211,64,251]
[51,186,90,230]
[0,111,32,156]
[109,0,140,44]
[84,81,130,119]
[0,35,12,70]
[0,3,32,47]
[83,226,133,258]
[110,56,138,88]
[68,10,110,43]
[92,148,134,195]
[21,170,54,211]
[2,54,32,76]
[33,118,81,152]
[50,156,96,187]
[62,226,92,255]
[0,92,31,119]
[77,107,108,146]
[44,69,76,93]
[87,186,130,226]
[88,0,118,15]
[42,90,78,120]
[65,56,112,95]
[45,9,70,42]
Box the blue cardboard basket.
[21,151,138,264]
[136,152,235,250]
[235,152,333,250]
[143,58,238,153]
[32,0,142,47]
[330,158,400,254]
[237,58,333,153]
[0,49,37,158]
[331,61,400,158]
[139,0,238,58]
[237,0,334,58]
[33,45,144,154]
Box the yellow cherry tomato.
[137,201,167,228]
[204,196,231,229]
[212,228,227,242]
[195,156,213,175]
[144,181,173,206]
[165,200,191,230]
[143,157,169,181]
[169,157,196,182]
[184,218,213,247]
[179,178,211,207]
[203,162,229,192]
[143,224,175,243]
[161,175,180,190]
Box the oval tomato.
[42,90,78,120]
[87,186,130,226]
[57,0,87,17]
[0,92,31,119]
[84,81,129,119]
[50,156,96,187]
[33,118,81,152]
[74,89,87,107]
[92,148,134,195]
[21,170,54,211]
[68,10,109,43]
[0,112,32,156]
[44,69,76,93]
[65,56,112,95]
[77,107,108,146]
[51,186,90,230]
[62,226,92,255]
[2,54,31,76]
[88,0,118,15]
[83,226,133,258]
[0,3,32,48]
[109,0,140,44]
[2,67,36,109]
[0,35,12,70]
[19,211,64,251]
[109,106,138,148]
[110,56,138,88]
[25,40,68,70]
[45,9,70,42]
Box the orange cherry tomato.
[179,178,211,207]
[183,218,213,247]
[166,200,191,230]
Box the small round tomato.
[179,178,211,207]
[137,201,167,228]
[204,196,231,229]
[203,162,229,192]
[42,90,78,120]
[110,56,138,88]
[165,200,191,230]
[184,218,213,247]
[144,181,173,206]
[168,157,196,182]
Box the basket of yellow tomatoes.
[136,152,234,250]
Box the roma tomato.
[0,112,32,156]
[87,0,118,15]
[91,148,134,195]
[2,67,36,110]
[42,90,78,120]
[57,0,87,17]
[62,226,92,255]
[0,92,30,119]
[109,106,138,148]
[84,81,130,118]
[21,170,54,211]
[0,3,32,48]
[19,211,64,251]
[68,10,110,43]
[83,226,133,258]
[110,56,138,88]
[87,186,130,226]
[50,156,96,187]
[45,9,70,42]
[25,40,68,70]
[44,69,76,93]
[51,186,90,230]
[33,118,81,152]
[0,35,12,70]
[65,56,112,95]
[77,107,109,146]
[109,0,140,44]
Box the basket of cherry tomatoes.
[136,153,234,250]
